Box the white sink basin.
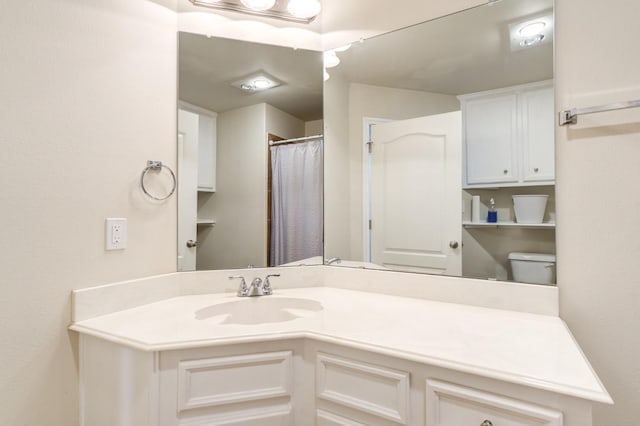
[195,297,323,325]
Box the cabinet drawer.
[426,380,562,426]
[316,353,410,424]
[177,351,292,411]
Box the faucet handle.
[263,274,280,295]
[229,275,247,296]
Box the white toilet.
[508,252,556,285]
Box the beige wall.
[556,0,640,424]
[198,103,304,269]
[0,1,177,425]
[199,104,266,269]
[3,0,640,424]
[305,119,324,136]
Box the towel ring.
[140,160,176,201]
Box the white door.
[371,112,462,275]
[177,109,199,271]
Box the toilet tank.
[508,252,556,285]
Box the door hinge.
[366,141,373,153]
[368,219,372,230]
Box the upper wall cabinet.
[178,102,218,192]
[197,113,217,192]
[460,81,554,188]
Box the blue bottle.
[487,197,498,223]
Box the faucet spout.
[245,277,263,297]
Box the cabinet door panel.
[197,114,217,191]
[521,86,554,182]
[464,93,518,185]
[426,380,562,426]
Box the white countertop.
[70,286,611,404]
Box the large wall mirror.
[323,0,556,284]
[177,33,324,271]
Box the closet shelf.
[462,221,555,229]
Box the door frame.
[362,117,394,262]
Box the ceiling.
[178,0,553,120]
[179,33,324,121]
[333,0,553,95]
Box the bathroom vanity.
[70,268,610,425]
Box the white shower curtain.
[270,140,323,266]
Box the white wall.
[555,0,640,424]
[198,103,304,269]
[198,103,266,269]
[0,1,177,425]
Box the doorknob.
[186,240,198,248]
[449,241,459,249]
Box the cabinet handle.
[534,167,539,172]
[503,169,508,174]
[481,421,493,426]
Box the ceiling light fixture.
[233,73,281,92]
[509,15,553,51]
[520,34,545,47]
[188,0,320,24]
[324,51,340,68]
[240,0,275,11]
[287,0,321,19]
[518,21,546,37]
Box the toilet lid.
[508,252,556,262]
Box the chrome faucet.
[325,257,342,265]
[229,274,280,297]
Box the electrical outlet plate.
[105,218,127,250]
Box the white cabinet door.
[461,81,554,188]
[426,380,563,426]
[197,113,217,192]
[463,93,518,185]
[521,85,555,183]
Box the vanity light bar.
[188,0,318,24]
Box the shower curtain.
[270,139,323,266]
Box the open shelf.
[463,221,555,229]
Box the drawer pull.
[481,421,493,426]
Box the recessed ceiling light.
[252,78,272,89]
[240,0,276,11]
[232,72,281,92]
[519,21,546,37]
[287,0,321,19]
[520,34,545,47]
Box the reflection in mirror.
[177,33,324,271]
[323,0,556,284]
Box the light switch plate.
[105,218,127,250]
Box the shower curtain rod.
[269,134,323,146]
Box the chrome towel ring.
[140,160,176,201]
